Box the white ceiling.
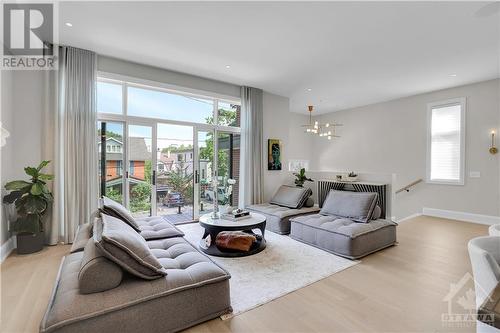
[59,1,500,114]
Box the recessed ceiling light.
[225,65,231,69]
[307,88,312,92]
[450,74,457,77]
[65,22,73,27]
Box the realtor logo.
[2,3,55,69]
[441,272,495,328]
[3,3,53,55]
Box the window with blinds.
[426,98,465,185]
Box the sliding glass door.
[127,124,153,218]
[156,123,195,224]
[196,130,213,217]
[98,121,126,204]
[98,122,241,223]
[216,131,240,208]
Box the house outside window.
[116,160,122,176]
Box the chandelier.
[302,105,342,140]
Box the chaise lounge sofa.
[290,190,397,259]
[40,197,231,333]
[246,185,320,234]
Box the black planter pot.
[16,232,44,254]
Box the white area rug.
[178,223,358,319]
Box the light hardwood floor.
[0,216,488,333]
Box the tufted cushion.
[246,203,319,219]
[99,197,141,232]
[94,214,167,280]
[320,190,378,223]
[70,223,93,253]
[291,214,396,238]
[146,237,231,274]
[270,185,312,209]
[79,239,123,294]
[246,203,319,234]
[135,216,185,240]
[290,214,397,259]
[40,236,231,333]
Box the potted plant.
[3,161,53,254]
[345,171,358,182]
[293,168,313,187]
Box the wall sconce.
[489,130,498,154]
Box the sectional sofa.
[246,185,320,234]
[290,190,397,259]
[40,197,231,333]
[41,189,397,332]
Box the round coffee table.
[198,212,266,257]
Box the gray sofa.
[40,198,231,333]
[246,185,320,234]
[290,190,397,259]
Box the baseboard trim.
[1,236,16,263]
[395,213,423,223]
[423,208,500,226]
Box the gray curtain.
[239,86,264,207]
[43,46,98,245]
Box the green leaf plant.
[293,168,313,187]
[3,160,53,234]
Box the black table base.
[198,220,266,257]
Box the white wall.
[1,70,14,246]
[1,70,45,246]
[98,55,240,98]
[311,79,500,219]
[262,92,312,201]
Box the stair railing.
[395,179,423,194]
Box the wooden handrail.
[396,179,423,194]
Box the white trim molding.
[1,236,16,263]
[394,213,423,223]
[423,207,500,225]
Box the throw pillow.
[100,196,140,232]
[304,197,315,208]
[79,239,123,294]
[372,205,382,220]
[94,214,167,280]
[70,222,93,253]
[270,185,312,209]
[320,190,378,223]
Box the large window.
[97,74,241,221]
[97,77,239,125]
[426,98,465,185]
[127,86,214,123]
[97,81,123,114]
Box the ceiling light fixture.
[225,65,231,69]
[307,88,312,92]
[450,74,457,77]
[302,105,342,140]
[65,22,73,27]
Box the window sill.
[426,179,464,186]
